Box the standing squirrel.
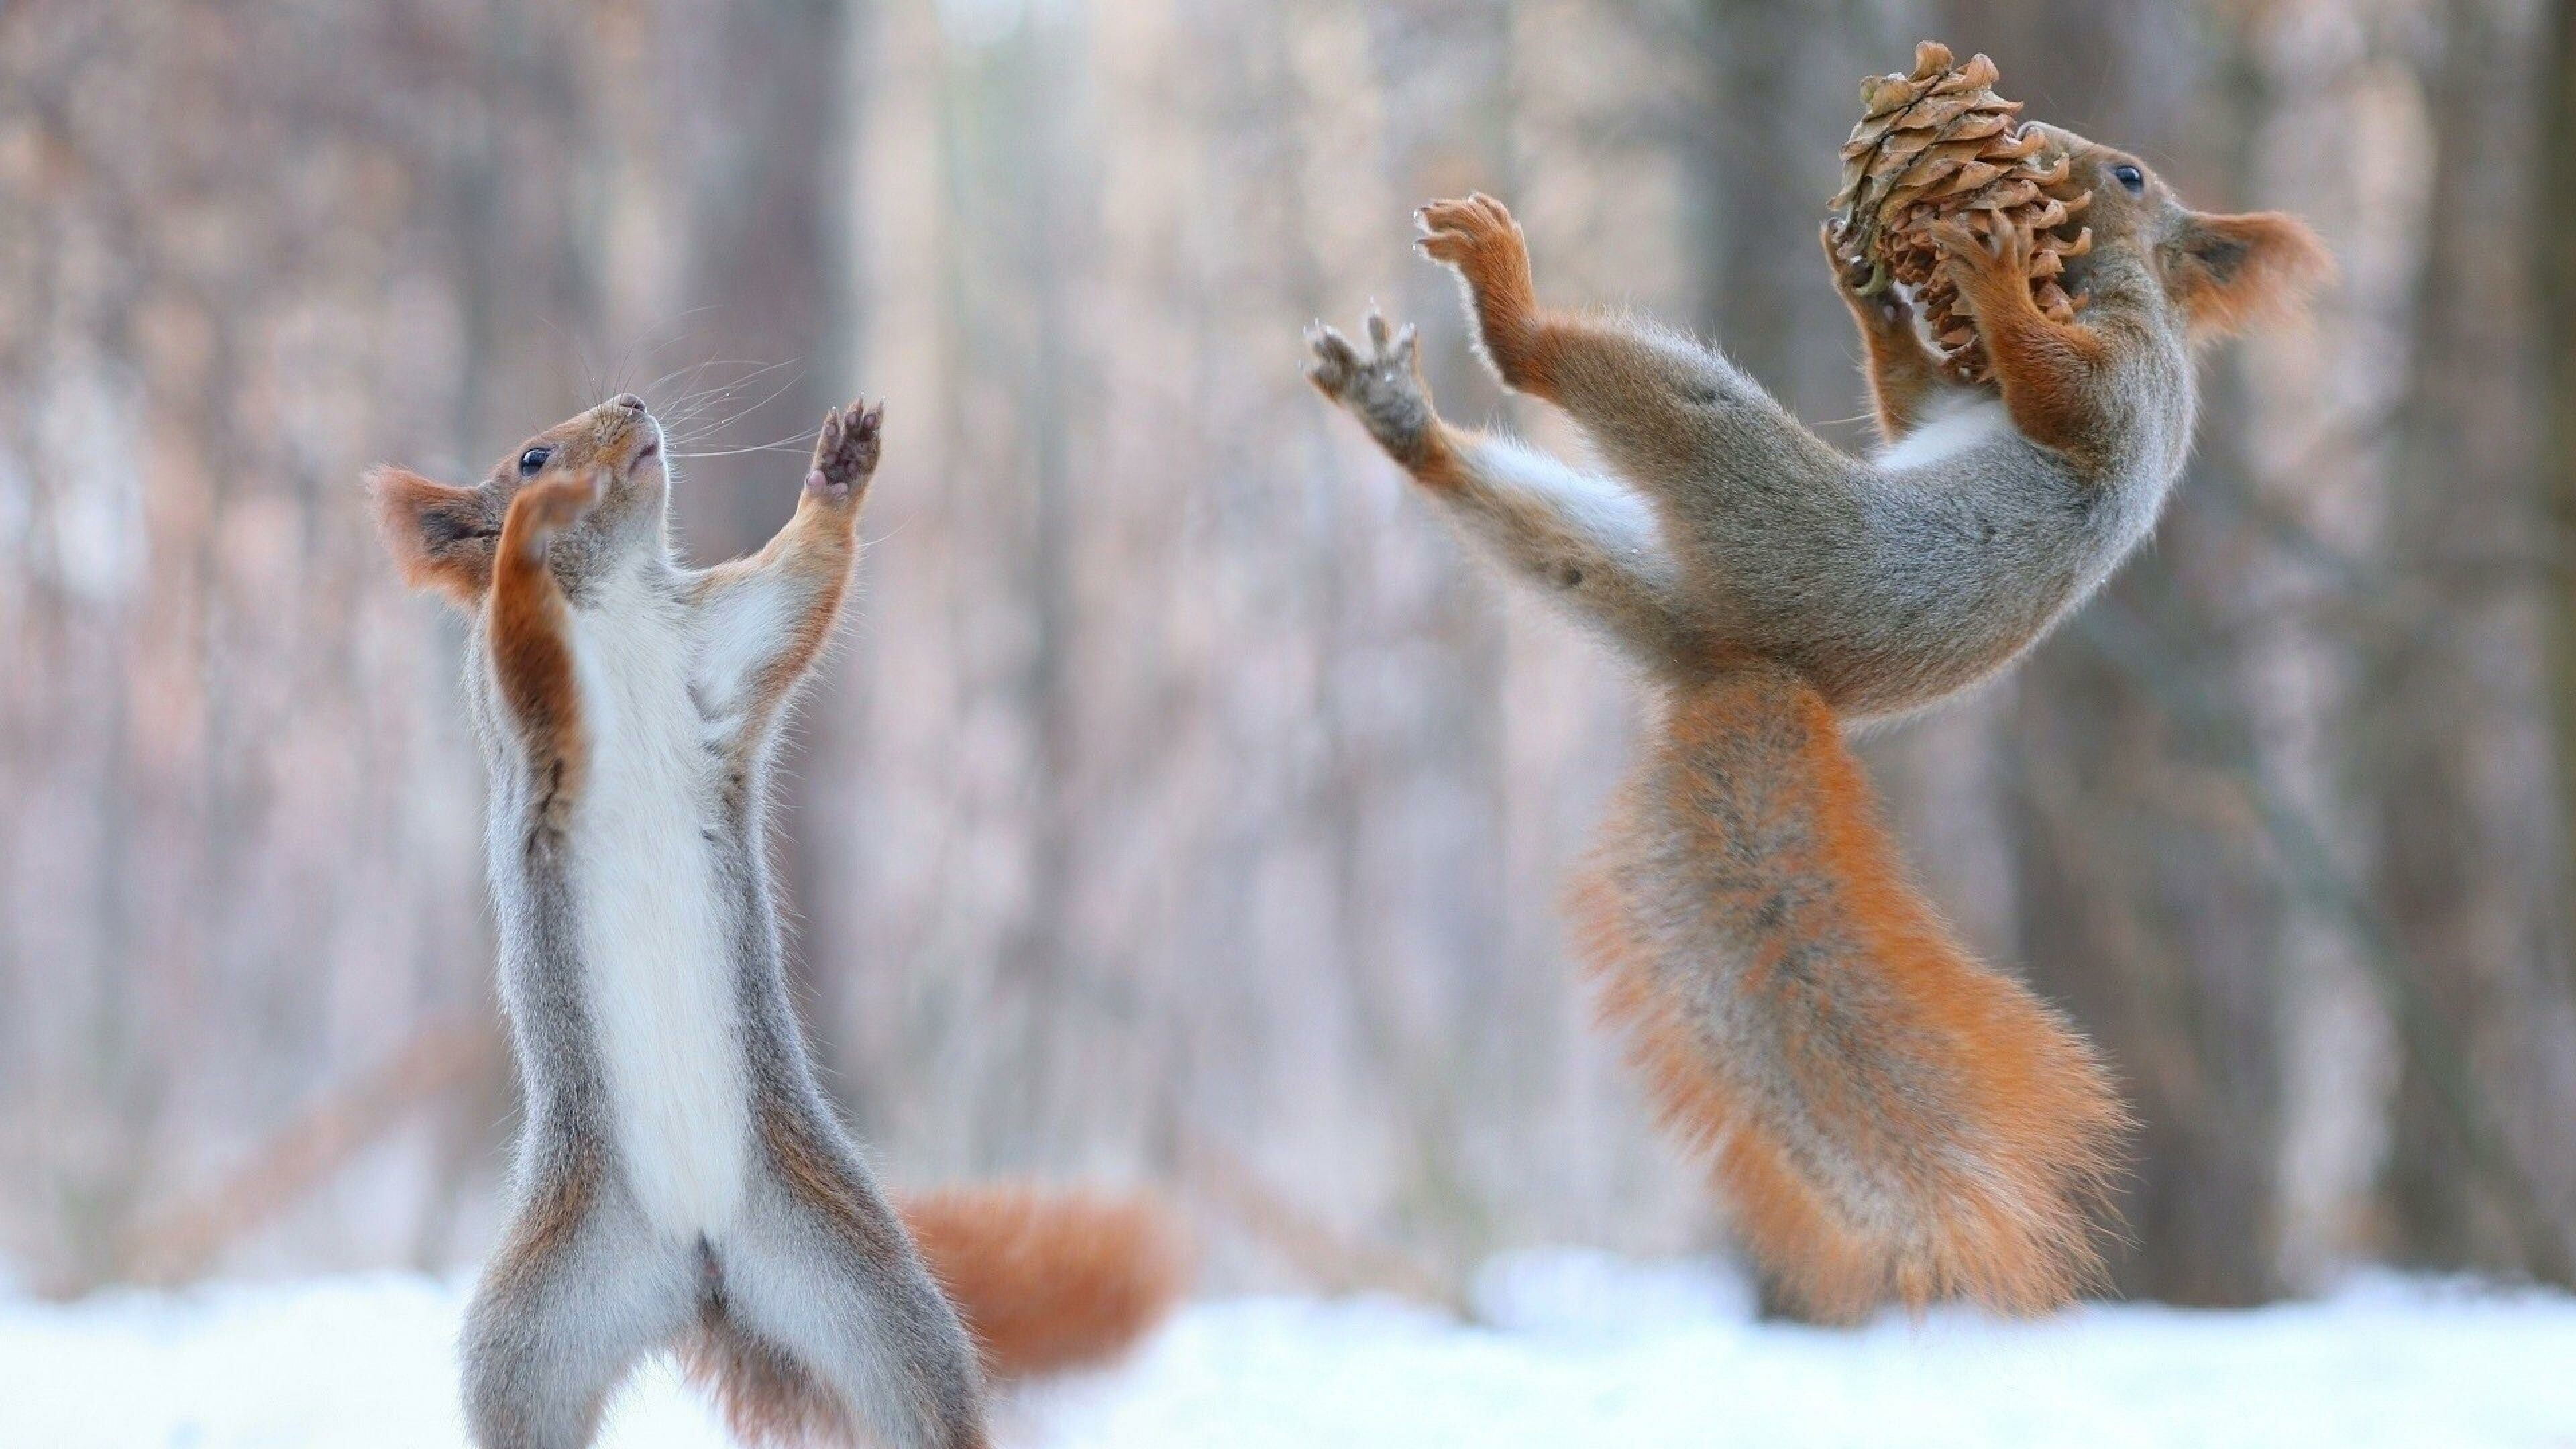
[372,396,1183,1448]
[1305,127,2327,1318]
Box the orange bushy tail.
[1569,661,2127,1320]
[896,1184,1189,1382]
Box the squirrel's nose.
[610,393,647,412]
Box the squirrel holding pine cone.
[1305,44,2328,1319]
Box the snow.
[5,1252,2569,1448]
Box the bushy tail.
[1568,661,2127,1320]
[896,1184,1189,1381]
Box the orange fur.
[1417,194,1553,394]
[688,1105,1000,1449]
[1853,309,1947,443]
[477,1144,600,1305]
[1569,661,2129,1320]
[1934,219,2114,465]
[753,1105,916,1269]
[2161,210,2332,342]
[484,468,600,826]
[368,466,496,608]
[1819,225,1947,442]
[896,1185,1190,1382]
[679,1174,1183,1442]
[682,1308,853,1448]
[1395,419,1477,493]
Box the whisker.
[661,380,797,431]
[666,369,809,451]
[671,437,820,460]
[647,354,787,411]
[656,361,804,434]
[539,315,602,403]
[614,321,718,401]
[671,422,822,460]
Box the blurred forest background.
[5,0,2574,1311]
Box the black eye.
[518,447,551,477]
[2113,164,2145,194]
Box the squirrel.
[1303,126,2328,1319]
[370,395,1183,1448]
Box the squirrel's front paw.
[1416,193,1536,323]
[1416,194,1526,268]
[527,466,606,525]
[1305,310,1436,465]
[1929,217,2030,311]
[806,398,883,506]
[1821,222,1909,327]
[508,466,606,557]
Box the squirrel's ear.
[2161,210,2332,341]
[368,466,496,608]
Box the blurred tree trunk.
[2552,0,2576,837]
[2553,0,2576,817]
[2375,0,2576,1283]
[1935,0,2293,1305]
[2551,0,2576,1014]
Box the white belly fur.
[568,578,751,1238]
[1874,394,2012,473]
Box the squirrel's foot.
[1416,193,1542,380]
[806,398,883,507]
[1305,309,1438,467]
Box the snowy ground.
[6,1252,2569,1448]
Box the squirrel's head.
[369,394,668,608]
[2023,123,2332,343]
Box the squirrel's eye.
[518,447,551,477]
[2112,164,2145,194]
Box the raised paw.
[1417,193,1536,308]
[806,398,883,506]
[1416,192,1526,263]
[1415,193,1544,384]
[1929,217,2031,310]
[506,465,606,559]
[1821,221,1909,327]
[1303,310,1438,467]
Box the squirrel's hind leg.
[718,1114,990,1449]
[460,1173,693,1449]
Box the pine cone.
[1826,42,2094,384]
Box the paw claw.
[1307,323,1360,376]
[1411,193,1532,309]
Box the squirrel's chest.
[566,601,753,1237]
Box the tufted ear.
[2160,210,2332,342]
[368,466,498,608]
